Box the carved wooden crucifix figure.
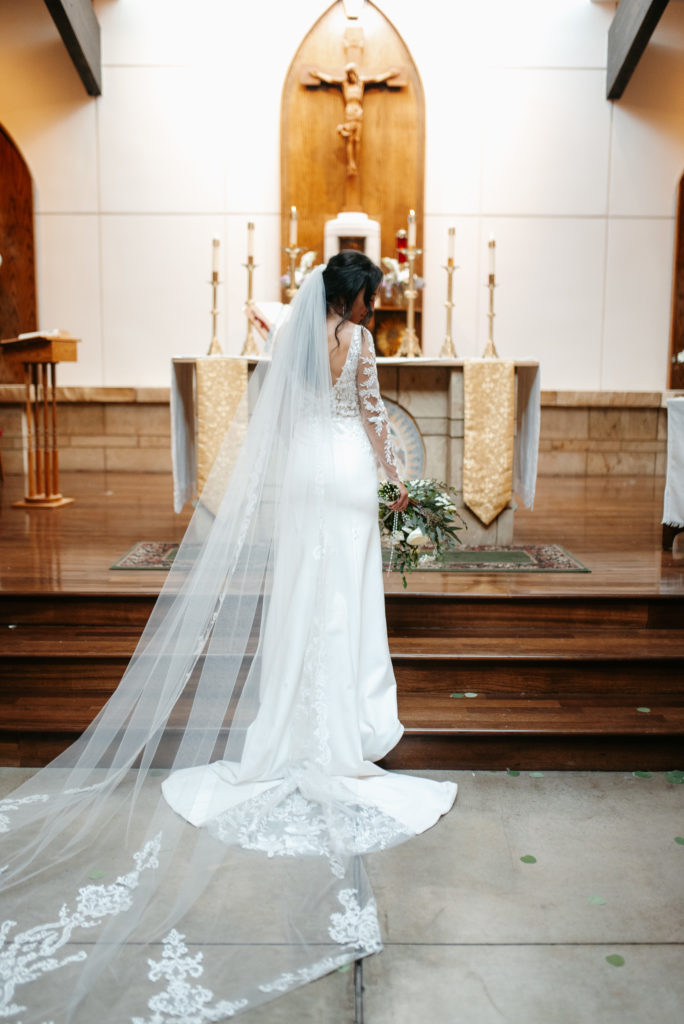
[302,53,405,208]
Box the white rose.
[406,528,430,547]
[392,531,405,542]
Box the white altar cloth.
[170,356,541,519]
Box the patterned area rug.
[383,544,589,573]
[112,542,589,573]
[111,542,179,570]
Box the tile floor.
[1,768,682,1023]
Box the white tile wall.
[479,217,606,389]
[95,0,324,72]
[98,67,226,213]
[608,30,684,216]
[476,0,614,68]
[35,214,103,385]
[1,0,681,390]
[422,217,481,360]
[224,213,282,355]
[100,215,224,385]
[424,67,484,216]
[481,69,611,216]
[602,218,675,391]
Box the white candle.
[289,206,298,246]
[247,221,254,259]
[212,236,220,275]
[408,209,416,248]
[448,226,455,262]
[488,235,496,276]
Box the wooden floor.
[1,472,683,769]
[0,472,680,597]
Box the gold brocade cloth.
[463,359,515,525]
[195,357,248,498]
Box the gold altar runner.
[463,359,515,525]
[195,358,248,496]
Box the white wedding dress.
[0,273,456,1022]
[162,324,456,841]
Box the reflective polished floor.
[0,471,682,597]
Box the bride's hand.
[388,481,409,512]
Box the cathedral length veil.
[0,265,452,1022]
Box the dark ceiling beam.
[607,0,669,99]
[43,0,101,96]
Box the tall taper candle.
[212,236,220,274]
[289,206,298,246]
[488,235,496,276]
[247,221,255,259]
[448,226,455,265]
[408,209,416,248]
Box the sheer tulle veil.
[0,265,435,1021]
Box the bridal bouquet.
[378,479,464,587]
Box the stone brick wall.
[0,387,171,476]
[0,385,680,478]
[538,392,672,477]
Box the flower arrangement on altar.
[280,250,318,289]
[378,479,464,587]
[380,257,425,303]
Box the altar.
[171,355,540,545]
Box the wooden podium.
[0,332,79,509]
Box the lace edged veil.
[0,265,416,1023]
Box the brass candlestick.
[283,245,305,302]
[207,270,222,355]
[241,256,260,355]
[397,246,422,358]
[482,273,499,358]
[440,259,458,358]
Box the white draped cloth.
[663,397,684,528]
[514,364,541,510]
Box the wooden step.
[2,589,683,769]
[4,627,684,658]
[3,629,683,698]
[5,700,682,771]
[2,592,684,633]
[385,593,684,635]
[381,698,684,771]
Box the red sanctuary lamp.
[395,229,408,264]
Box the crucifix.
[301,28,405,211]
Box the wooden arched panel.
[0,125,37,383]
[280,1,424,280]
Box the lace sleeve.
[357,327,401,484]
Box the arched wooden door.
[670,171,683,389]
[0,125,37,383]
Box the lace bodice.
[331,325,400,484]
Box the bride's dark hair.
[323,249,383,344]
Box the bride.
[0,251,456,1022]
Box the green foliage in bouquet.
[378,479,464,588]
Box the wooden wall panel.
[280,1,424,285]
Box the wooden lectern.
[0,332,79,509]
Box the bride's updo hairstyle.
[323,249,383,343]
